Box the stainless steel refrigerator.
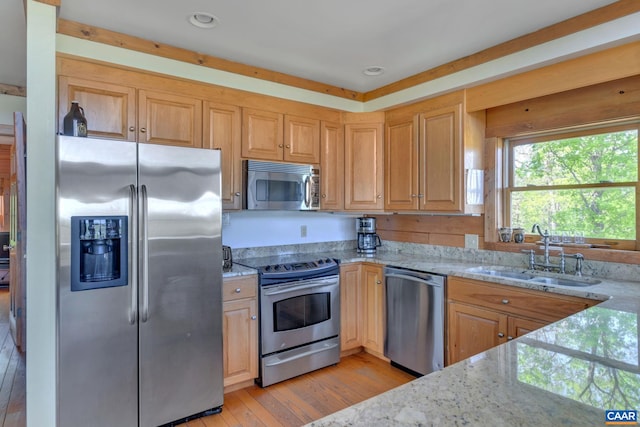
[56,135,223,427]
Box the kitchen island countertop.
[289,250,640,426]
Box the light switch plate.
[465,234,479,249]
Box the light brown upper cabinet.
[320,121,344,211]
[385,116,418,210]
[284,115,320,164]
[344,115,384,211]
[203,102,242,210]
[58,76,136,141]
[138,89,203,148]
[58,76,202,148]
[242,108,320,164]
[58,76,203,148]
[384,90,484,213]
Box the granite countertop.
[224,249,640,426]
[276,250,639,427]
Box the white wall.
[0,94,26,125]
[25,1,58,426]
[222,211,357,249]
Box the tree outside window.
[506,124,639,243]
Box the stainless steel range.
[236,255,340,387]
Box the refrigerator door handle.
[129,184,138,325]
[140,184,150,323]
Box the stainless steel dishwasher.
[384,266,445,376]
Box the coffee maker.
[356,217,382,254]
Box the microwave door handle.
[304,176,311,208]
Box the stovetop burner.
[235,255,340,286]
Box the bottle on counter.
[63,101,88,137]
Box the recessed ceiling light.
[188,12,219,29]
[363,66,385,76]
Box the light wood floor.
[182,352,415,427]
[0,288,26,427]
[0,288,412,427]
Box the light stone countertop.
[224,248,640,426]
[285,250,640,427]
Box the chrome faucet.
[529,223,564,272]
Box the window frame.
[503,121,640,251]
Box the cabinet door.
[508,316,547,341]
[58,76,136,140]
[419,104,462,211]
[242,108,284,160]
[284,115,320,164]
[339,264,362,352]
[447,301,507,365]
[203,102,242,210]
[320,121,344,211]
[362,264,384,356]
[385,116,418,210]
[222,298,258,387]
[344,123,384,211]
[138,89,203,148]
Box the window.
[505,123,639,247]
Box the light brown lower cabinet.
[222,275,258,391]
[362,263,385,357]
[447,276,597,365]
[339,263,385,358]
[340,263,363,353]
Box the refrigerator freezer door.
[138,144,223,427]
[57,136,139,427]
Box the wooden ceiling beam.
[363,0,640,102]
[56,18,364,102]
[33,0,61,6]
[0,84,26,97]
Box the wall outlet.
[300,225,307,238]
[465,234,479,249]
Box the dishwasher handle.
[385,272,443,287]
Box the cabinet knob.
[251,315,257,320]
[140,127,147,133]
[129,126,135,132]
[501,299,509,304]
[234,192,241,197]
[235,288,241,293]
[278,144,283,148]
[376,280,382,285]
[507,336,514,340]
[418,194,424,198]
[498,332,505,338]
[376,195,382,199]
[285,144,290,148]
[411,194,417,198]
[321,194,327,198]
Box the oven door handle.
[263,280,337,296]
[264,342,339,367]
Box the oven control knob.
[274,265,281,271]
[265,266,271,272]
[318,259,324,264]
[284,265,291,270]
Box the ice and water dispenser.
[70,216,128,291]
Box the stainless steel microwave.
[243,160,320,210]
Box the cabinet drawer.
[223,275,257,302]
[448,277,595,323]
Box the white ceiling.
[0,0,625,92]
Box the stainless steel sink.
[527,276,601,287]
[466,267,601,287]
[465,267,535,281]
